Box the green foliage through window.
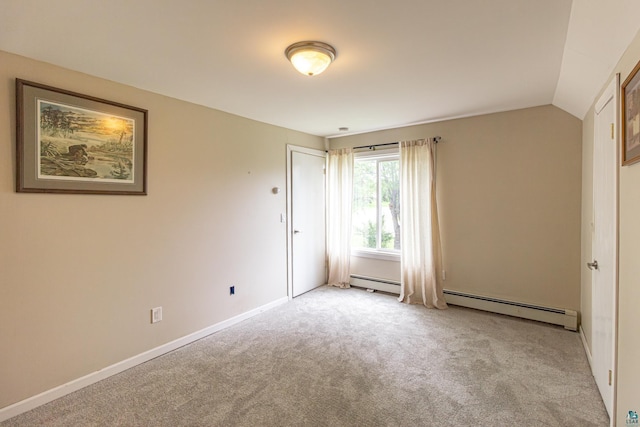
[352,154,400,251]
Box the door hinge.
[609,369,612,386]
[611,123,614,140]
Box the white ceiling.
[1,0,639,138]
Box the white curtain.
[398,139,447,309]
[326,148,354,288]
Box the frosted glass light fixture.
[285,41,336,76]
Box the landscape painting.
[16,79,147,194]
[38,100,135,183]
[622,59,640,166]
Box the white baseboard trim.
[350,275,401,294]
[443,291,578,331]
[579,325,593,370]
[350,275,578,331]
[0,296,289,423]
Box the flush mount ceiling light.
[285,41,336,76]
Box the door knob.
[293,230,301,234]
[587,260,599,270]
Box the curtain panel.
[398,139,447,309]
[326,148,354,288]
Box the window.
[351,151,400,254]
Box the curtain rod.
[351,136,441,151]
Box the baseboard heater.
[350,275,577,331]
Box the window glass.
[379,160,400,250]
[352,153,400,252]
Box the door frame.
[286,144,327,300]
[591,74,619,425]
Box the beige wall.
[0,50,324,409]
[331,105,583,311]
[582,30,640,424]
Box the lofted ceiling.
[1,0,639,138]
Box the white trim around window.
[351,147,401,258]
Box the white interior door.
[288,146,326,297]
[590,76,618,419]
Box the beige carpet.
[1,286,608,426]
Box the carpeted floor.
[1,286,608,426]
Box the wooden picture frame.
[16,79,148,194]
[621,60,640,166]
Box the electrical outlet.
[230,285,235,295]
[151,307,162,324]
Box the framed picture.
[622,60,640,166]
[16,79,148,194]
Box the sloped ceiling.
[553,0,640,118]
[1,0,639,137]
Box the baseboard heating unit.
[350,275,578,331]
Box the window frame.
[351,148,401,261]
